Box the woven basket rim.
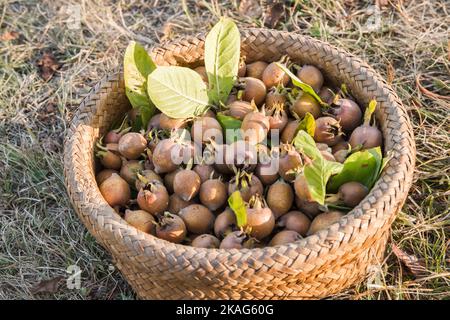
[64,28,415,267]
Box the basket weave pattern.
[64,29,415,299]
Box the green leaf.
[275,63,326,106]
[228,191,247,228]
[340,83,349,96]
[327,147,383,193]
[205,18,241,105]
[367,147,384,187]
[302,159,343,205]
[293,129,321,160]
[131,115,143,132]
[296,112,316,137]
[147,66,209,119]
[124,41,157,126]
[378,152,391,179]
[216,112,242,129]
[293,131,343,205]
[216,112,242,143]
[364,99,377,124]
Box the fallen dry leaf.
[386,62,395,84]
[264,2,285,28]
[30,276,64,295]
[0,31,19,41]
[45,103,56,114]
[41,136,62,153]
[37,52,61,81]
[376,0,389,7]
[161,22,173,41]
[239,0,263,18]
[416,73,450,101]
[343,0,357,7]
[391,243,427,278]
[37,102,58,124]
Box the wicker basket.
[64,29,415,299]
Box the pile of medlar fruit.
[96,59,381,249]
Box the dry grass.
[0,0,448,299]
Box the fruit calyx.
[157,211,176,228]
[248,194,267,210]
[95,140,119,157]
[232,170,251,190]
[103,117,132,143]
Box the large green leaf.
[147,66,209,119]
[228,191,247,228]
[124,41,157,126]
[276,63,326,106]
[293,129,322,160]
[293,131,343,205]
[216,112,242,143]
[301,161,343,205]
[205,18,240,105]
[327,147,383,193]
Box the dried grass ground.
[0,0,448,299]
